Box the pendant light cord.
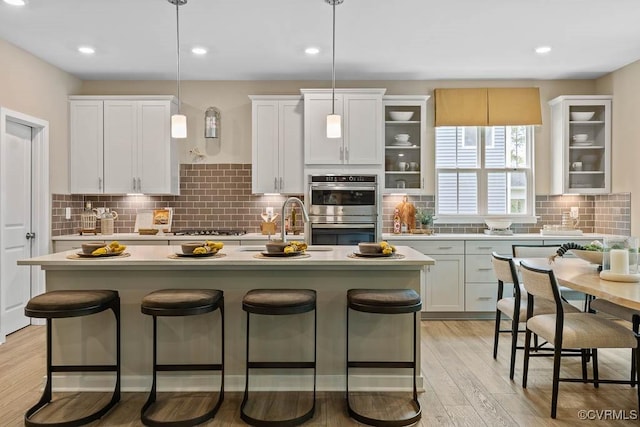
[175,0,181,113]
[331,0,336,115]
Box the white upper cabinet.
[549,95,612,195]
[301,88,385,165]
[382,95,429,193]
[69,96,179,195]
[70,100,104,193]
[250,96,303,194]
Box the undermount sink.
[236,245,333,252]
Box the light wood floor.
[0,320,638,426]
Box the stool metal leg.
[241,309,316,427]
[346,308,422,427]
[25,298,121,427]
[141,302,224,427]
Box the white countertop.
[19,244,435,270]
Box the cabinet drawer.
[393,240,464,255]
[465,254,498,283]
[465,240,532,255]
[465,283,500,312]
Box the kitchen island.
[18,245,434,392]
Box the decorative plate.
[260,251,304,257]
[75,251,126,258]
[349,252,405,259]
[175,251,219,258]
[352,251,393,258]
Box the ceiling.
[2,0,640,81]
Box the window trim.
[435,126,536,222]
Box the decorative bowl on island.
[81,242,106,255]
[358,242,383,254]
[265,240,289,253]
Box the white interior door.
[1,121,32,337]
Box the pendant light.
[169,0,187,138]
[326,0,343,139]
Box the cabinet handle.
[98,177,102,191]
[279,177,283,191]
[274,177,278,191]
[477,268,493,271]
[477,297,493,301]
[137,178,141,192]
[438,246,453,249]
[339,146,343,161]
[133,178,136,192]
[478,246,493,250]
[345,146,349,161]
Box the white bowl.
[570,112,595,121]
[484,217,512,230]
[571,249,603,265]
[572,134,588,143]
[394,133,410,143]
[389,111,414,121]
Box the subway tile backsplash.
[51,164,631,237]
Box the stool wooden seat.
[140,289,224,427]
[24,290,121,427]
[346,288,422,427]
[241,289,317,427]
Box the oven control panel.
[310,175,377,183]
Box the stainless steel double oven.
[308,174,379,245]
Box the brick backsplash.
[381,193,631,236]
[51,164,631,237]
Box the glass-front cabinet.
[549,95,612,195]
[383,95,429,193]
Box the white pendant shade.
[171,114,187,138]
[326,114,342,138]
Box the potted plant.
[416,209,434,234]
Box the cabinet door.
[252,101,280,193]
[425,254,465,312]
[343,94,382,165]
[70,100,103,194]
[304,93,344,164]
[279,100,304,194]
[103,100,137,193]
[137,101,177,194]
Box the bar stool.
[24,289,121,427]
[346,289,422,427]
[241,289,317,427]
[140,289,224,427]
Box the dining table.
[516,257,640,311]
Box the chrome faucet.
[281,196,309,243]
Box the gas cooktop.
[173,229,247,236]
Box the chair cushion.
[497,296,580,321]
[243,289,316,315]
[527,313,639,349]
[25,290,118,318]
[347,289,421,313]
[141,289,222,316]
[590,299,640,325]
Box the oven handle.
[311,223,376,229]
[310,185,377,192]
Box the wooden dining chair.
[491,252,580,380]
[520,260,640,418]
[512,244,589,310]
[589,298,640,386]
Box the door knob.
[25,232,36,240]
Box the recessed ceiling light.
[78,46,95,55]
[3,0,26,6]
[535,46,551,54]
[192,47,207,55]
[305,47,320,55]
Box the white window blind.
[435,126,534,220]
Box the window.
[435,125,534,221]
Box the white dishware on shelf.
[572,134,588,142]
[389,111,414,121]
[570,111,595,121]
[571,141,594,147]
[394,133,410,143]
